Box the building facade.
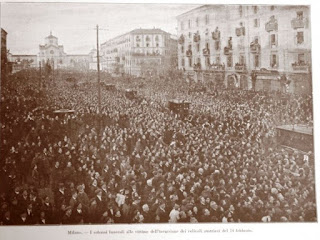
[7,54,38,73]
[100,28,177,77]
[177,5,311,94]
[38,32,91,70]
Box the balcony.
[265,19,278,32]
[291,18,307,29]
[224,46,232,55]
[203,48,210,56]
[131,52,162,57]
[212,30,220,40]
[209,63,225,71]
[235,27,245,37]
[178,34,185,45]
[186,50,192,57]
[250,42,261,53]
[193,63,201,71]
[292,62,309,71]
[193,34,201,43]
[235,64,246,72]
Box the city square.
[0,3,317,225]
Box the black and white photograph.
[0,0,319,239]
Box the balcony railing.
[291,18,306,29]
[193,63,201,71]
[212,30,220,40]
[224,47,232,55]
[235,27,245,37]
[203,48,210,56]
[235,64,246,72]
[193,34,201,43]
[209,64,225,71]
[250,43,261,53]
[292,63,309,71]
[186,50,192,57]
[178,34,185,45]
[265,21,278,32]
[131,52,162,57]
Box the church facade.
[8,32,94,72]
[38,32,91,70]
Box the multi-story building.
[100,28,177,77]
[177,5,311,94]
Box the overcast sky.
[1,3,199,55]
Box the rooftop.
[277,125,313,135]
[45,31,58,39]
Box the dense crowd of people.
[0,69,316,225]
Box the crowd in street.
[0,69,316,225]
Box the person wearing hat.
[141,203,153,223]
[155,200,168,223]
[15,210,28,225]
[55,183,66,211]
[71,202,86,224]
[61,206,73,224]
[41,196,53,224]
[94,189,105,217]
[1,209,13,225]
[76,184,89,211]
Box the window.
[254,19,260,27]
[205,14,210,25]
[297,11,303,20]
[188,57,192,67]
[189,32,192,38]
[156,43,159,47]
[253,6,258,14]
[239,6,243,17]
[136,43,140,47]
[188,19,191,29]
[271,5,275,11]
[270,34,276,46]
[227,55,233,67]
[206,57,210,66]
[181,58,185,67]
[216,56,220,64]
[181,45,184,54]
[254,54,260,68]
[197,43,200,52]
[196,17,199,27]
[297,32,304,44]
[298,53,305,64]
[181,21,184,30]
[146,43,150,47]
[50,50,54,54]
[270,54,278,68]
[206,42,209,49]
[239,55,245,65]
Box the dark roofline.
[1,28,8,34]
